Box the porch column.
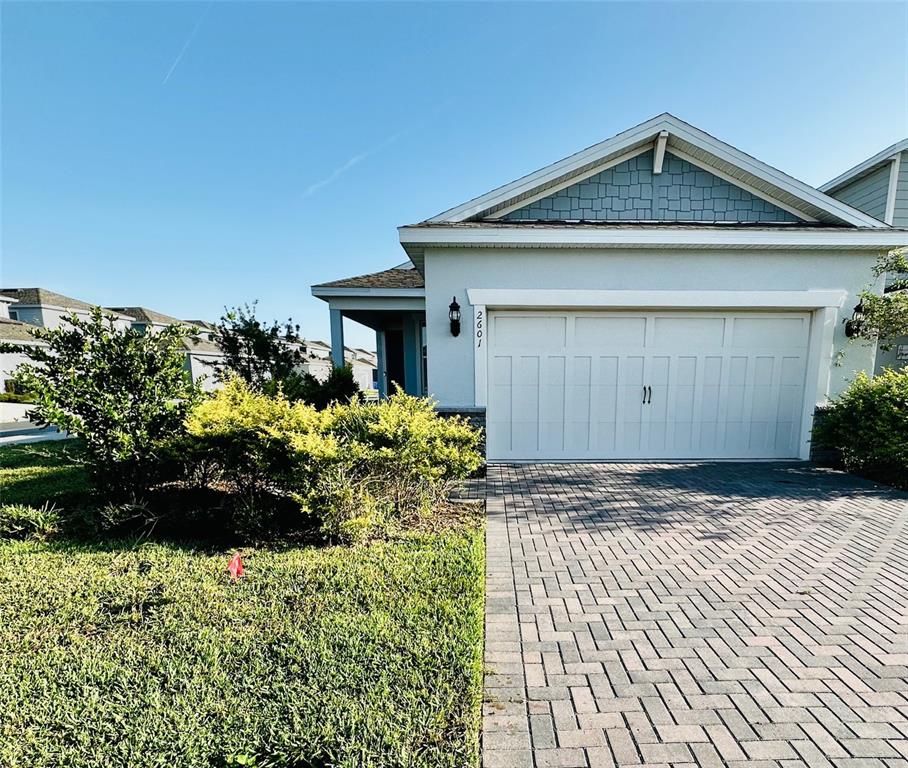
[329,308,345,368]
[375,329,387,399]
[402,313,422,396]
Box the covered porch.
[311,264,426,398]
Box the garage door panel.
[652,317,726,348]
[575,316,646,347]
[487,311,809,460]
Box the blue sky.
[3,1,907,349]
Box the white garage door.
[486,311,811,461]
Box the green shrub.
[0,392,34,404]
[6,308,199,496]
[812,368,908,488]
[294,363,361,409]
[0,503,61,541]
[180,381,483,541]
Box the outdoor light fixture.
[844,301,865,338]
[449,297,461,337]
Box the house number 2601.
[475,309,484,348]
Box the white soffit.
[426,113,887,228]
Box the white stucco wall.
[423,247,882,408]
[0,349,34,391]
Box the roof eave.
[310,286,426,301]
[424,113,887,229]
[399,224,908,251]
[820,138,908,193]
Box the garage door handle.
[642,386,647,404]
[647,386,652,404]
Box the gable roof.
[108,306,184,325]
[0,317,43,343]
[819,138,908,194]
[1,287,97,312]
[426,113,886,228]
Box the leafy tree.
[211,302,305,391]
[849,249,908,350]
[3,308,198,494]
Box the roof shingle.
[313,266,424,290]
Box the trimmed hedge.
[812,368,908,489]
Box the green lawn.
[1,440,90,507]
[0,443,485,768]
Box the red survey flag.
[227,552,244,580]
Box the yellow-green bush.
[180,379,483,540]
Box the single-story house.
[820,139,908,373]
[312,113,908,462]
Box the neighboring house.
[313,113,907,462]
[300,338,378,391]
[1,288,135,331]
[0,288,135,392]
[820,140,908,372]
[108,306,225,391]
[0,294,44,392]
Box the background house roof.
[108,306,185,325]
[1,287,98,312]
[0,317,42,343]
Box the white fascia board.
[425,112,886,228]
[667,147,818,222]
[310,287,425,299]
[466,288,847,310]
[662,120,887,228]
[399,225,908,249]
[486,145,653,220]
[820,138,908,193]
[427,114,672,223]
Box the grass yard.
[0,440,90,507]
[0,443,485,768]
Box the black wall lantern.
[844,300,865,338]
[449,296,461,337]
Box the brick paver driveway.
[483,463,908,768]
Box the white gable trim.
[820,138,908,193]
[485,144,654,220]
[429,115,668,223]
[427,113,886,228]
[667,147,817,222]
[885,154,901,225]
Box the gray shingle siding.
[829,161,890,222]
[502,151,801,222]
[892,150,908,227]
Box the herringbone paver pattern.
[482,463,908,768]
